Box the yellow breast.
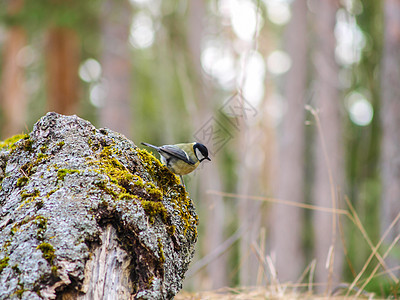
[169,160,200,175]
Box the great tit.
[141,142,211,186]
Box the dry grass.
[175,285,373,299]
[182,107,400,299]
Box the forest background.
[0,0,399,297]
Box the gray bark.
[0,112,197,299]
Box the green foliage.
[365,277,399,298]
[343,0,384,286]
[0,0,101,34]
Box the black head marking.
[193,143,211,162]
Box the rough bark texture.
[381,0,400,272]
[0,112,198,299]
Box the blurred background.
[0,0,399,296]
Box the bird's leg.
[180,175,186,188]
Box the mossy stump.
[0,112,198,300]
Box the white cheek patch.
[195,148,204,161]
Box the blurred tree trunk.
[186,0,228,289]
[99,0,132,137]
[46,27,80,115]
[270,0,308,283]
[312,0,344,292]
[380,0,400,273]
[238,121,269,286]
[0,0,27,138]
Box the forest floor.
[175,285,378,299]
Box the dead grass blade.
[347,211,400,296]
[207,190,349,216]
[256,228,267,286]
[344,196,398,284]
[187,226,245,278]
[357,233,400,297]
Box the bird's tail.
[141,142,159,150]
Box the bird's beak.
[207,157,211,161]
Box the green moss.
[145,182,163,201]
[136,148,180,191]
[133,176,144,186]
[89,145,197,237]
[46,189,58,197]
[0,257,9,273]
[167,225,176,236]
[89,146,160,203]
[14,289,25,298]
[19,149,50,180]
[157,238,165,263]
[146,275,154,289]
[22,138,33,152]
[136,148,198,237]
[94,180,119,198]
[141,200,168,224]
[57,169,80,181]
[2,240,11,252]
[51,265,58,276]
[57,141,65,148]
[37,242,55,265]
[21,189,39,201]
[37,152,48,163]
[34,216,47,241]
[16,176,28,187]
[12,264,21,274]
[0,134,29,151]
[35,199,44,209]
[40,145,47,153]
[118,193,138,200]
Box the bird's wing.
[159,145,195,165]
[141,142,160,151]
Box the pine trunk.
[312,0,344,292]
[99,0,132,137]
[380,0,400,273]
[46,27,80,115]
[0,0,27,138]
[270,0,308,282]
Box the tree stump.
[0,112,198,299]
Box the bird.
[141,142,211,187]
